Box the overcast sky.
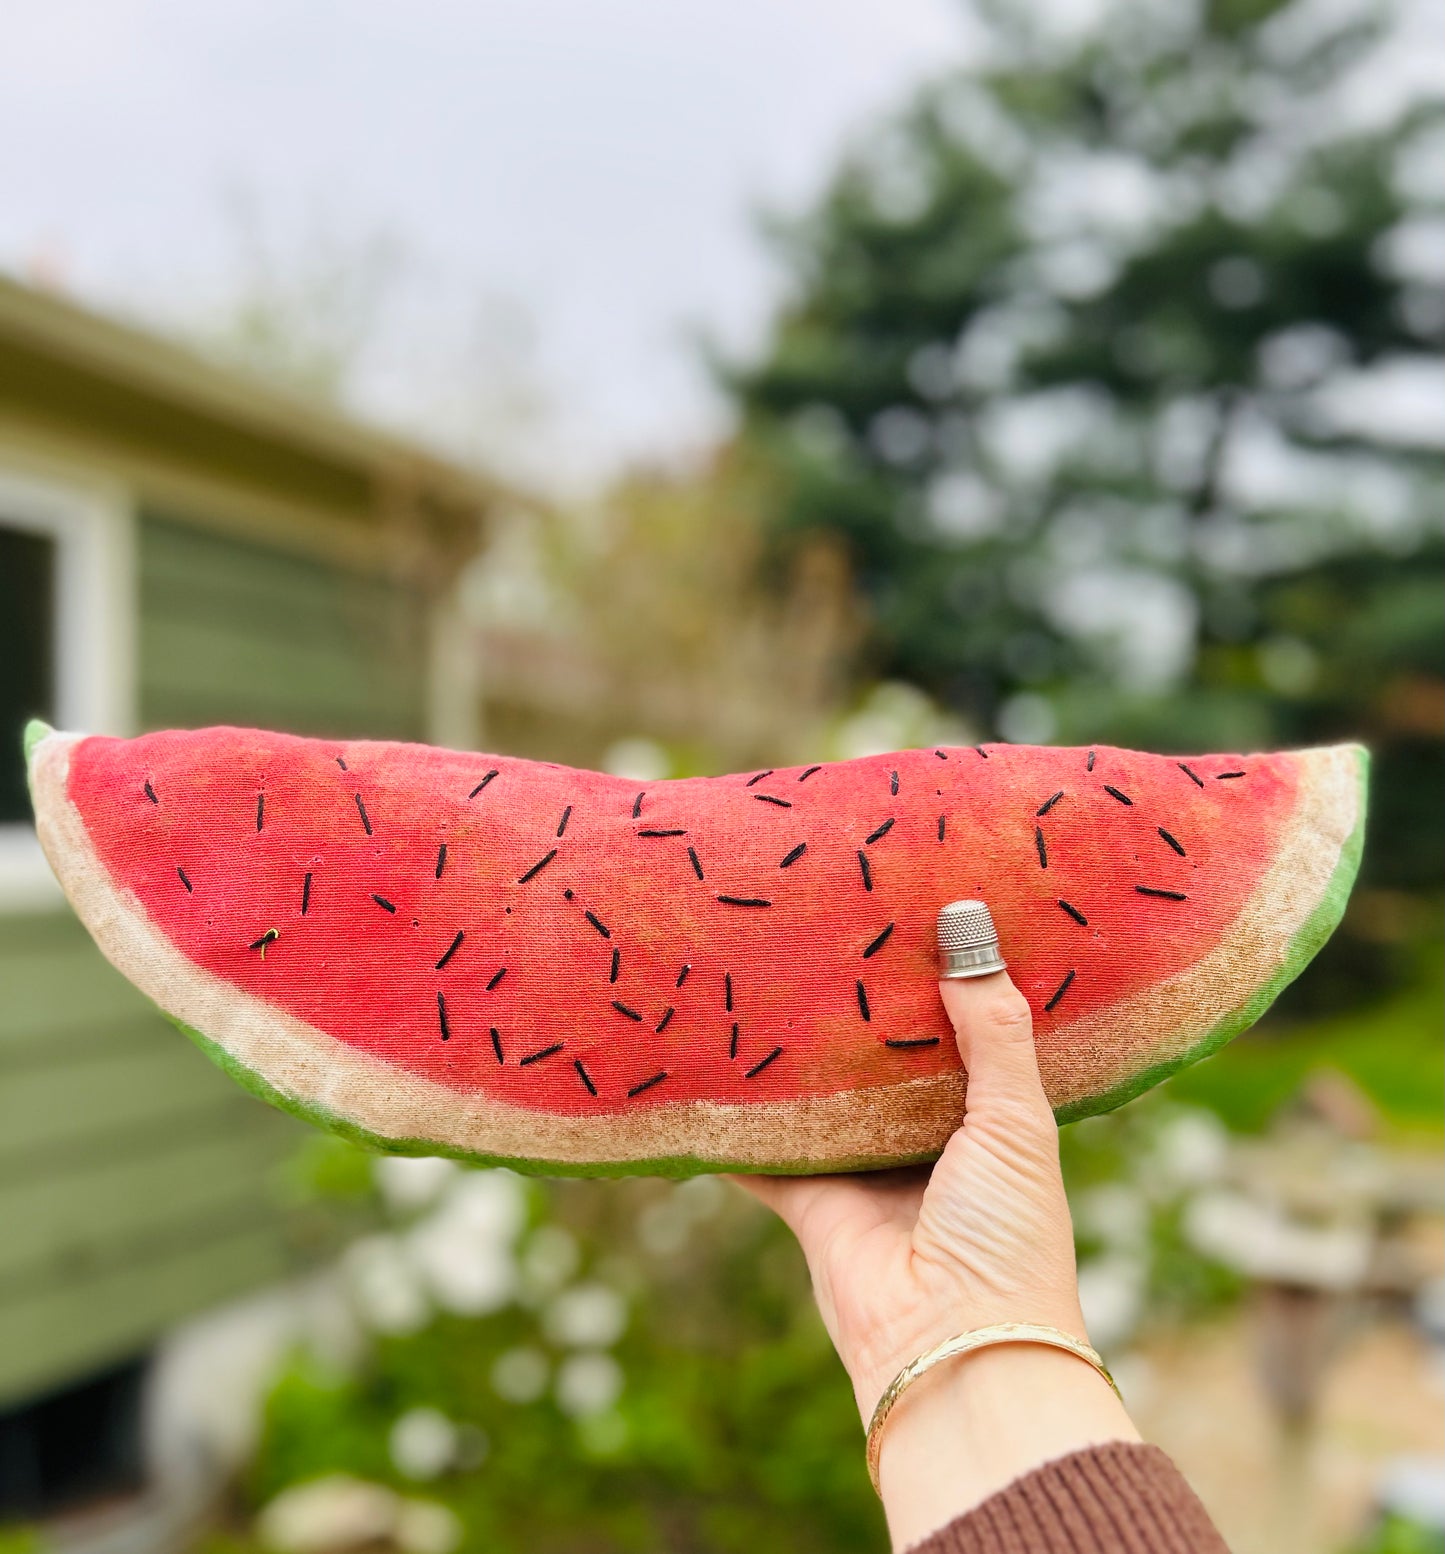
[1,0,966,488]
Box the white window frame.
[0,464,136,912]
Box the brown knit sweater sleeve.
[905,1442,1230,1554]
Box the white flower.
[675,1176,725,1220]
[491,1346,550,1404]
[1077,1255,1145,1350]
[255,1474,397,1552]
[408,1216,516,1316]
[374,1156,460,1213]
[389,1407,458,1481]
[344,1236,430,1335]
[521,1225,581,1295]
[543,1283,627,1348]
[637,1198,692,1257]
[1184,1189,1370,1288]
[1148,1110,1230,1191]
[394,1500,463,1554]
[440,1170,530,1242]
[1075,1184,1148,1253]
[406,1170,527,1316]
[556,1352,624,1417]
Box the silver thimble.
[937,900,1007,980]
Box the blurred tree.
[727,0,1443,1004]
[474,458,861,774]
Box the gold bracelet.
[864,1322,1121,1496]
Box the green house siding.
[138,511,429,739]
[0,511,431,1405]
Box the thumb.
[939,968,1051,1124]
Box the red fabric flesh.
[68,731,1300,1116]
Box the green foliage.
[214,1170,883,1554]
[1347,1514,1445,1554]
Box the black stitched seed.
[1059,899,1088,926]
[518,848,557,883]
[886,1037,940,1049]
[655,1007,675,1034]
[746,770,774,787]
[729,1022,739,1059]
[373,894,396,913]
[301,872,312,915]
[779,842,807,868]
[1158,827,1187,857]
[1216,771,1246,780]
[863,923,895,959]
[486,967,506,991]
[436,930,464,970]
[799,765,821,782]
[717,895,772,907]
[1178,762,1205,787]
[354,793,372,835]
[437,991,451,1041]
[610,948,620,984]
[144,780,158,805]
[520,1042,564,1066]
[934,749,948,760]
[1045,969,1076,1012]
[746,1046,783,1079]
[177,867,192,892]
[336,756,348,771]
[975,746,989,759]
[584,910,611,939]
[435,843,447,879]
[490,1027,504,1063]
[1035,826,1048,868]
[256,792,265,831]
[632,791,645,818]
[1086,750,1097,771]
[688,846,705,880]
[676,963,691,987]
[1037,791,1064,817]
[574,1059,597,1095]
[1136,885,1188,900]
[865,818,895,845]
[856,980,871,1022]
[890,770,899,795]
[468,770,498,799]
[564,889,574,899]
[612,1001,643,1021]
[857,850,872,891]
[1103,785,1133,806]
[938,815,946,841]
[628,1071,667,1098]
[753,794,791,808]
[557,805,572,837]
[248,928,279,951]
[639,828,687,837]
[725,972,734,1012]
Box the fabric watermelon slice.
[27,722,1366,1176]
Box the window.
[0,525,56,823]
[0,1353,149,1519]
[0,468,134,909]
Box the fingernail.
[936,900,1007,980]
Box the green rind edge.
[1054,744,1371,1125]
[162,1012,936,1179]
[23,718,54,768]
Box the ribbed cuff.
[905,1442,1230,1554]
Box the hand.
[734,962,1139,1548]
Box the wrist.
[873,1337,1140,1552]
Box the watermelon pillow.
[26,722,1366,1177]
